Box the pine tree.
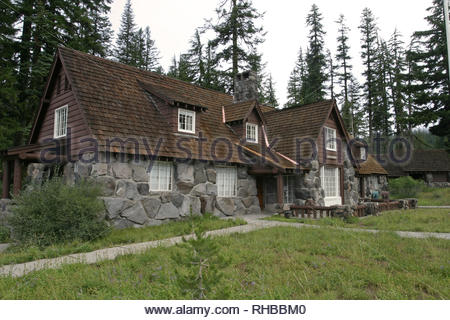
[260,74,279,107]
[167,55,179,78]
[203,41,225,92]
[408,0,450,144]
[387,29,408,134]
[185,29,206,85]
[303,4,327,104]
[335,14,352,105]
[9,0,113,146]
[285,47,306,107]
[142,26,162,72]
[348,76,366,137]
[326,49,336,100]
[114,0,136,65]
[208,0,265,92]
[372,39,392,137]
[0,0,20,150]
[359,7,379,141]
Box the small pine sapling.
[172,212,230,299]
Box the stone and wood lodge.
[1,47,387,228]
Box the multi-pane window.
[246,123,258,143]
[54,105,68,138]
[324,127,336,151]
[321,166,341,206]
[283,175,295,203]
[178,108,195,133]
[217,167,237,197]
[149,161,173,191]
[360,147,366,160]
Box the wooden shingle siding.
[36,68,90,157]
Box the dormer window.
[246,122,258,143]
[178,108,195,134]
[54,105,68,138]
[360,147,366,160]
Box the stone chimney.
[233,70,258,103]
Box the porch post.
[277,173,283,206]
[2,160,10,199]
[13,158,23,196]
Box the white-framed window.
[149,161,173,191]
[246,122,258,143]
[178,108,195,133]
[324,127,336,151]
[283,175,295,204]
[54,105,68,138]
[217,167,237,197]
[360,147,366,160]
[320,166,341,206]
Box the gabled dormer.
[139,80,208,135]
[221,71,268,146]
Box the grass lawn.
[0,214,246,267]
[0,226,448,299]
[414,188,450,206]
[266,208,450,233]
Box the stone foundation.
[25,155,260,229]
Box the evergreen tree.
[326,49,336,100]
[8,0,113,146]
[359,7,379,141]
[208,0,265,92]
[285,47,306,107]
[186,29,206,85]
[67,1,113,57]
[203,41,226,92]
[260,74,279,107]
[335,14,352,105]
[114,0,136,65]
[347,76,366,137]
[387,29,408,134]
[408,0,450,144]
[372,39,392,137]
[167,55,179,78]
[0,0,20,150]
[142,26,162,72]
[303,4,327,104]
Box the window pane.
[149,161,172,191]
[217,167,237,197]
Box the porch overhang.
[1,140,68,199]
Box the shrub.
[9,179,109,247]
[0,226,10,242]
[389,176,425,198]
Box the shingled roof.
[357,155,388,175]
[381,149,450,176]
[263,100,338,160]
[27,47,351,170]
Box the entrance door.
[256,177,264,209]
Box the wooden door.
[256,177,264,209]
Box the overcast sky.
[109,0,431,106]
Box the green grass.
[265,208,450,233]
[0,226,448,299]
[0,214,246,267]
[414,187,450,206]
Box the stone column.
[13,158,22,196]
[2,160,10,199]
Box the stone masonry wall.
[26,154,260,229]
[361,175,388,198]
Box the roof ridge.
[58,46,233,99]
[264,99,334,114]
